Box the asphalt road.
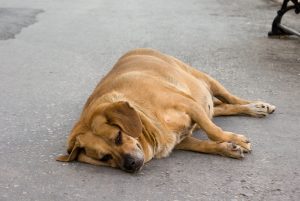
[0,0,299,200]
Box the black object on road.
[268,0,300,37]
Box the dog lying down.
[57,48,276,173]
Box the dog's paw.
[218,142,245,159]
[223,132,252,152]
[246,102,276,117]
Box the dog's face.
[57,101,144,173]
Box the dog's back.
[85,48,213,118]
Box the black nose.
[122,154,143,173]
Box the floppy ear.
[105,101,142,138]
[66,121,87,153]
[56,136,82,162]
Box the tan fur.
[57,48,276,172]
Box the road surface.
[0,0,299,200]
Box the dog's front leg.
[177,101,251,152]
[175,136,245,159]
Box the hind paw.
[246,102,276,117]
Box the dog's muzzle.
[122,154,144,173]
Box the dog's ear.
[105,101,142,138]
[56,122,86,162]
[66,121,86,154]
[56,137,82,162]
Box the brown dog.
[57,48,276,173]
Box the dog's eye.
[100,154,112,162]
[115,131,122,145]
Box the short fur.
[57,48,276,172]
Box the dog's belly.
[162,109,195,143]
[161,79,214,142]
[163,109,191,130]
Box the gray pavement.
[0,8,43,40]
[0,0,299,200]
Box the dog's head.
[57,101,144,173]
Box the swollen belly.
[163,109,194,142]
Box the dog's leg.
[170,56,250,104]
[176,101,251,151]
[213,97,223,106]
[175,136,244,159]
[191,69,250,105]
[213,102,276,117]
[191,69,276,114]
[173,59,276,114]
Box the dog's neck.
[134,104,177,161]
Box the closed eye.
[115,131,122,145]
[100,154,112,162]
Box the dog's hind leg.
[170,56,250,104]
[213,102,276,117]
[175,136,244,159]
[171,57,276,115]
[190,69,250,105]
[190,69,276,114]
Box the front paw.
[218,142,245,159]
[224,132,251,152]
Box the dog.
[57,48,276,173]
